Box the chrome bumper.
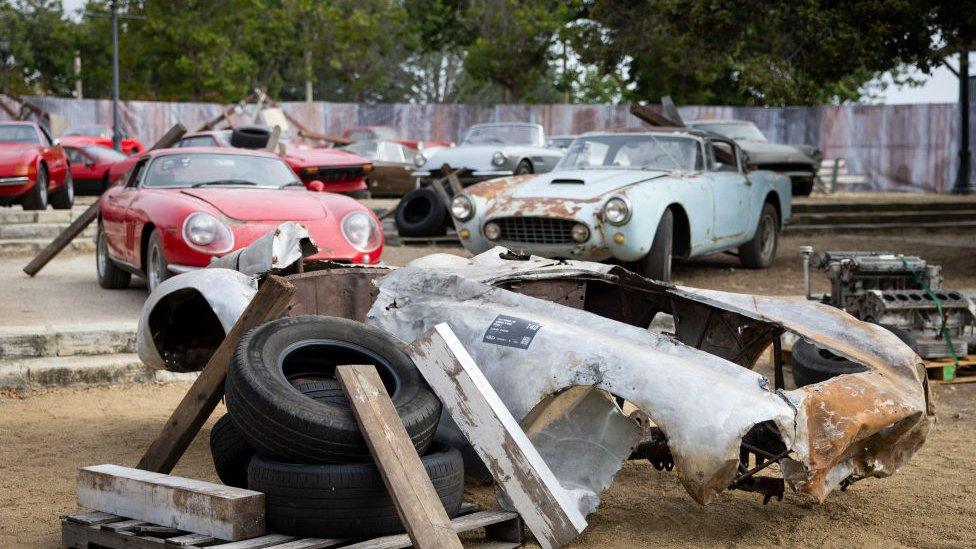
[0,176,30,186]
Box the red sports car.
[63,144,128,194]
[342,125,454,151]
[177,129,372,197]
[96,148,383,291]
[61,125,145,156]
[0,121,74,210]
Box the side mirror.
[307,180,325,192]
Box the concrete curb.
[0,322,137,359]
[0,353,197,391]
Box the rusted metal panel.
[286,267,389,320]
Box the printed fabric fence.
[0,96,965,193]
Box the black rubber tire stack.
[394,187,448,237]
[213,315,461,538]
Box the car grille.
[303,165,367,181]
[493,216,577,245]
[757,162,815,174]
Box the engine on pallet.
[801,248,974,359]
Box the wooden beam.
[77,464,265,541]
[148,123,187,151]
[629,103,678,127]
[407,324,588,549]
[336,364,463,549]
[264,125,282,152]
[196,90,259,132]
[137,276,295,474]
[22,201,99,277]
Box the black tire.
[345,189,371,199]
[229,126,271,149]
[225,315,442,463]
[50,169,74,210]
[791,339,868,387]
[740,203,778,269]
[96,224,131,289]
[100,172,110,194]
[145,230,170,293]
[791,176,815,197]
[514,159,533,175]
[210,380,343,488]
[248,441,464,538]
[210,414,252,489]
[22,164,48,211]
[394,186,447,237]
[640,209,673,282]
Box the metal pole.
[74,52,83,99]
[954,50,972,193]
[111,0,121,151]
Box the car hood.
[507,169,667,200]
[283,146,366,168]
[180,188,328,221]
[736,140,816,165]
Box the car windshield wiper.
[279,181,305,188]
[191,180,258,188]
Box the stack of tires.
[212,315,463,537]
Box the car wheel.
[394,186,447,237]
[145,230,170,292]
[248,440,464,537]
[791,339,868,387]
[739,203,778,269]
[100,173,110,194]
[225,315,442,463]
[514,159,533,175]
[640,209,673,282]
[96,224,131,289]
[21,164,48,211]
[50,169,74,210]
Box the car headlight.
[182,212,234,253]
[341,211,381,253]
[492,151,506,166]
[413,153,426,167]
[484,221,501,241]
[603,197,631,225]
[451,195,474,221]
[571,223,589,243]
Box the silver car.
[412,122,565,186]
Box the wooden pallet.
[61,503,523,549]
[925,355,976,382]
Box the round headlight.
[413,153,426,167]
[484,221,501,241]
[182,212,234,253]
[341,211,381,253]
[571,223,590,243]
[603,197,631,225]
[492,151,506,166]
[451,195,474,221]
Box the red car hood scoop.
[180,188,325,221]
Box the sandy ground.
[4,230,976,326]
[0,381,973,548]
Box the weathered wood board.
[76,464,264,541]
[336,364,463,549]
[407,323,587,549]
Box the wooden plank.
[22,201,99,276]
[206,534,297,548]
[336,365,463,549]
[265,125,282,153]
[62,520,167,548]
[137,275,295,474]
[77,464,265,541]
[407,324,588,549]
[66,510,125,525]
[341,510,521,549]
[261,538,347,549]
[102,519,150,532]
[165,533,216,546]
[148,123,188,151]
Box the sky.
[59,0,966,105]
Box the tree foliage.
[0,0,972,106]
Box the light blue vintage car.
[448,129,791,281]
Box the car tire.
[50,169,75,210]
[394,186,447,237]
[739,203,778,269]
[792,177,815,197]
[145,230,170,293]
[791,339,868,387]
[514,159,533,175]
[21,164,48,211]
[640,208,673,282]
[100,172,110,194]
[345,189,371,199]
[248,441,464,538]
[210,414,252,489]
[225,315,442,463]
[96,224,131,289]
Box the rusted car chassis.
[138,241,932,510]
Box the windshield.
[692,122,766,142]
[547,137,575,150]
[142,153,301,189]
[64,126,111,138]
[343,140,379,159]
[463,125,541,146]
[556,134,702,172]
[0,125,39,144]
[83,146,127,162]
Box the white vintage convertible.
[448,128,792,281]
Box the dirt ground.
[0,380,973,548]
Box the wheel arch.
[763,191,782,228]
[139,222,157,272]
[667,203,691,259]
